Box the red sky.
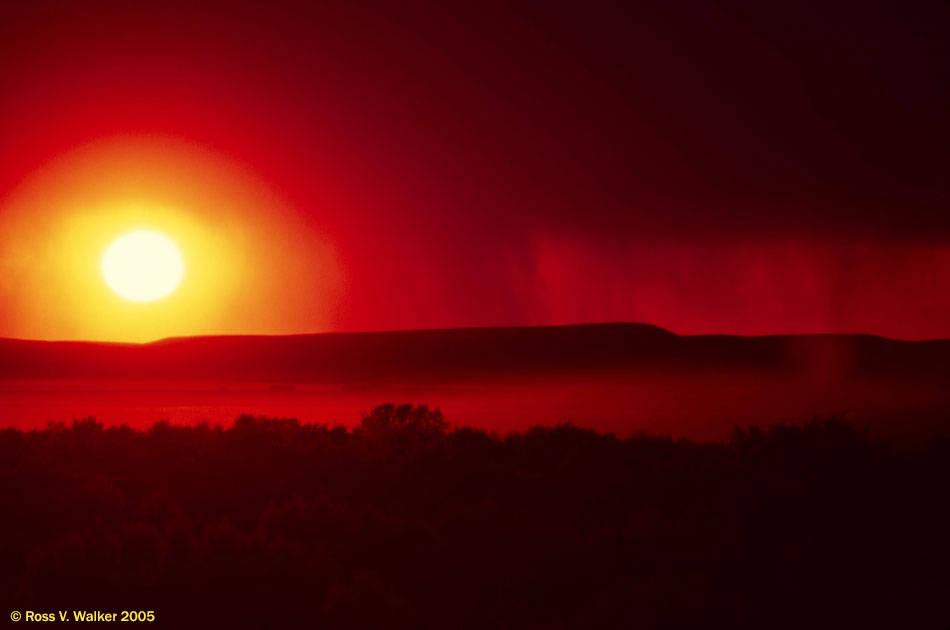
[1,0,948,340]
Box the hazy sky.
[1,1,948,339]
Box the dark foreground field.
[1,405,948,628]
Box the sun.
[101,230,185,302]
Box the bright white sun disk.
[101,230,184,302]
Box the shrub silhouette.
[359,403,448,435]
[0,407,947,629]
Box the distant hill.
[1,323,948,382]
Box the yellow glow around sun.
[0,135,344,342]
[102,230,185,302]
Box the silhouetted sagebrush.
[0,406,947,629]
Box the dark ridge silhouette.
[1,322,949,382]
[0,407,947,628]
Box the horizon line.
[1,321,947,345]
